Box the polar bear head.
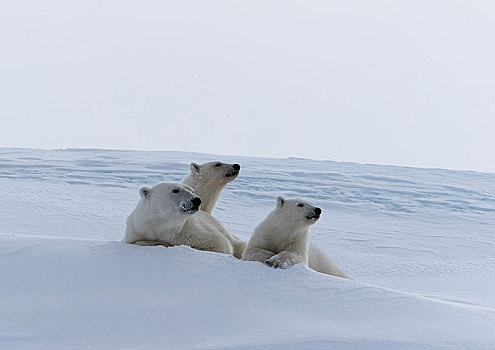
[182,161,241,215]
[275,196,322,227]
[138,182,202,220]
[189,161,241,185]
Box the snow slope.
[1,148,494,349]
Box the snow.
[1,148,494,349]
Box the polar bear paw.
[265,253,298,269]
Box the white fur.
[124,182,233,255]
[243,197,349,278]
[182,161,246,258]
[182,161,239,214]
[308,243,348,278]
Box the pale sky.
[1,1,494,172]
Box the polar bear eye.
[172,189,180,194]
[297,203,304,207]
[215,163,222,167]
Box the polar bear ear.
[139,187,151,199]
[277,196,285,208]
[190,163,201,176]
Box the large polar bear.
[182,161,240,214]
[124,182,233,255]
[242,197,349,278]
[182,161,246,258]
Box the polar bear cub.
[182,161,240,214]
[182,161,246,258]
[124,182,233,255]
[243,197,348,278]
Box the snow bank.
[1,148,494,349]
[1,233,494,349]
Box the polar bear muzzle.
[225,164,240,178]
[180,196,202,213]
[306,207,322,221]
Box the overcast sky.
[1,1,494,172]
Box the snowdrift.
[1,148,494,349]
[1,233,494,349]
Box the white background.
[1,1,494,172]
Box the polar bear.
[182,161,246,258]
[242,197,348,278]
[124,182,233,255]
[182,161,240,214]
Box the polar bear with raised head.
[182,161,240,214]
[242,197,348,278]
[182,161,246,258]
[124,182,233,255]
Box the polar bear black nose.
[233,164,240,171]
[191,197,202,208]
[314,208,322,215]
